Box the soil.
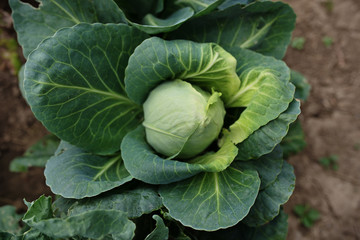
[0,0,359,239]
[283,0,360,239]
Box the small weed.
[322,0,334,12]
[293,204,321,228]
[322,36,334,48]
[291,37,306,50]
[319,154,338,170]
[353,143,360,151]
[0,37,21,75]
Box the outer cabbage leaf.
[194,210,288,240]
[125,37,240,105]
[52,198,75,218]
[23,196,135,240]
[281,120,306,158]
[60,187,163,219]
[10,134,59,172]
[145,215,169,240]
[0,205,52,240]
[130,8,195,34]
[114,0,164,20]
[236,146,283,190]
[242,162,295,227]
[45,141,132,199]
[218,0,256,10]
[222,47,294,145]
[168,1,295,59]
[124,0,224,35]
[116,0,194,36]
[24,23,148,155]
[0,233,14,240]
[236,100,300,161]
[243,210,288,240]
[175,0,225,16]
[0,230,52,240]
[290,70,311,101]
[0,206,22,234]
[159,164,260,231]
[10,0,127,58]
[121,126,238,184]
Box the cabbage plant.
[3,0,310,239]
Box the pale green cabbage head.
[143,79,225,159]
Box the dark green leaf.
[281,120,306,158]
[10,135,59,172]
[175,0,225,16]
[236,146,283,190]
[145,215,169,240]
[243,162,295,227]
[24,23,148,155]
[0,233,14,240]
[19,229,53,240]
[24,195,53,221]
[236,100,300,161]
[125,37,240,105]
[114,0,164,21]
[173,232,192,240]
[1,228,74,240]
[168,1,296,59]
[290,70,311,101]
[131,8,195,34]
[243,210,288,240]
[0,206,22,234]
[120,0,224,34]
[194,209,288,240]
[218,0,256,10]
[121,126,199,184]
[67,187,163,218]
[121,126,237,184]
[45,141,132,199]
[23,196,135,240]
[160,214,192,240]
[53,197,76,218]
[159,166,260,231]
[10,0,127,58]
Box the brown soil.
[0,0,359,239]
[0,7,50,212]
[283,0,360,239]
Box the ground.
[283,0,360,239]
[0,0,359,239]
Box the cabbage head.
[143,80,225,159]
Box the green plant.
[319,154,339,170]
[0,37,21,74]
[354,143,360,151]
[293,204,321,228]
[3,0,310,239]
[322,36,334,48]
[291,37,306,50]
[322,0,334,12]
